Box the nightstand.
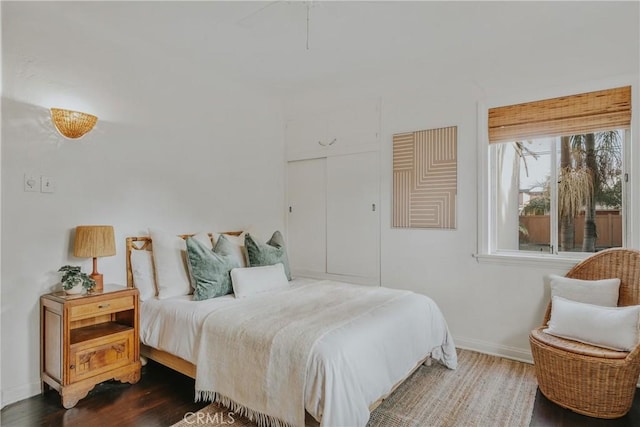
[41,284,141,408]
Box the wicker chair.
[529,248,640,419]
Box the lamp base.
[90,273,104,292]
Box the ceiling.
[5,1,639,97]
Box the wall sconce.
[50,108,98,139]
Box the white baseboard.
[454,335,534,364]
[1,381,41,409]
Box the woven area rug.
[171,349,537,427]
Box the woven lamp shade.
[51,108,98,139]
[74,225,116,258]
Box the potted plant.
[58,265,96,295]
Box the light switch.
[24,174,38,192]
[41,176,55,193]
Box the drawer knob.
[98,303,110,309]
[70,364,75,369]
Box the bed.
[126,233,457,427]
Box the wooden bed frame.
[126,232,243,379]
[125,232,431,413]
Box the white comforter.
[140,278,318,364]
[141,279,457,427]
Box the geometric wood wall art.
[392,126,457,229]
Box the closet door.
[326,151,380,282]
[287,158,327,276]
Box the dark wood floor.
[530,388,640,427]
[0,361,208,427]
[2,360,640,427]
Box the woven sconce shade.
[74,225,116,292]
[51,108,98,139]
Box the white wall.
[283,9,639,364]
[0,4,285,406]
[378,83,569,362]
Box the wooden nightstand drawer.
[69,295,134,321]
[69,329,134,383]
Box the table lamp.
[73,225,116,292]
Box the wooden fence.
[520,213,622,247]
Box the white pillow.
[150,230,212,299]
[549,274,620,307]
[231,263,289,298]
[130,250,156,301]
[544,296,640,351]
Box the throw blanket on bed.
[195,281,417,427]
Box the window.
[482,86,631,260]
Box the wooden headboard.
[125,231,243,288]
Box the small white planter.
[64,278,84,295]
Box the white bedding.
[140,278,317,362]
[140,278,457,427]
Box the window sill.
[472,252,585,269]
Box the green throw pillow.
[245,231,291,280]
[186,235,240,300]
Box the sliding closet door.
[326,151,380,282]
[287,158,327,276]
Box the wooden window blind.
[488,86,631,144]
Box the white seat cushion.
[544,296,640,351]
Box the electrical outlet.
[24,173,38,192]
[41,176,55,193]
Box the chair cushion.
[531,327,628,359]
[549,274,620,306]
[545,296,640,351]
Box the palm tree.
[559,130,622,252]
[582,133,598,251]
[559,136,574,251]
[557,165,592,250]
